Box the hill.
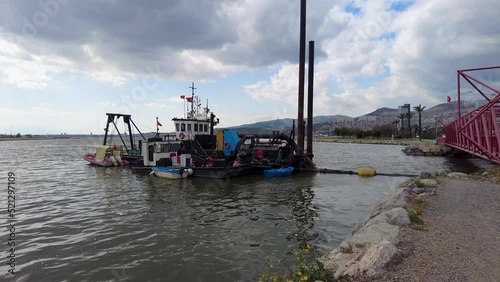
[228,101,478,135]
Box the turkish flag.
[157,121,162,127]
[447,96,451,103]
[180,95,185,99]
[186,97,193,103]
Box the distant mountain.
[230,114,351,131]
[227,101,479,135]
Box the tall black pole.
[297,0,306,156]
[103,113,113,145]
[306,40,314,159]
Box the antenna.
[189,82,196,116]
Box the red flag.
[157,121,162,127]
[186,97,193,103]
[447,96,451,103]
[180,95,185,99]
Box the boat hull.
[151,167,189,179]
[264,167,294,177]
[84,154,113,167]
[191,164,255,179]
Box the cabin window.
[194,124,198,132]
[181,123,185,131]
[170,143,179,152]
[175,123,180,131]
[187,124,192,131]
[204,124,208,132]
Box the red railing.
[442,66,500,164]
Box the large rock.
[448,172,468,178]
[347,221,399,248]
[364,208,410,228]
[370,188,411,218]
[441,146,454,154]
[335,240,398,279]
[419,171,432,179]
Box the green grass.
[258,244,334,282]
[413,178,428,188]
[405,196,427,229]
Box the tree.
[413,104,426,140]
[404,112,414,138]
[392,120,400,136]
[397,114,406,137]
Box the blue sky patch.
[389,1,414,12]
[379,32,397,41]
[344,2,362,15]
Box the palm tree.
[404,112,414,138]
[392,120,400,136]
[397,114,406,137]
[413,104,426,140]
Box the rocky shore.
[402,142,464,157]
[322,170,500,281]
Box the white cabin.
[172,94,214,141]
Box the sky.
[0,0,499,134]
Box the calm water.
[0,138,495,281]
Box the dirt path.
[360,177,500,282]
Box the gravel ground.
[356,177,500,282]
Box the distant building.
[398,104,411,129]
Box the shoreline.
[0,136,80,142]
[321,170,500,281]
[313,137,416,146]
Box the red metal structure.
[439,66,500,164]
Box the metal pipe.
[296,0,306,156]
[306,40,315,159]
[125,115,134,150]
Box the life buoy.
[205,157,213,168]
[179,132,185,140]
[224,142,231,150]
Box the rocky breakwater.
[402,143,457,157]
[322,173,441,280]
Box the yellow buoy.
[357,166,376,177]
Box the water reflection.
[1,139,497,281]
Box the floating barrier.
[316,167,416,177]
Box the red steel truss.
[442,66,500,164]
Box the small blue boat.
[263,167,294,177]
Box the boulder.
[363,208,410,228]
[335,240,398,279]
[448,172,468,178]
[419,179,438,187]
[413,151,424,156]
[441,146,453,155]
[370,188,411,218]
[347,222,399,248]
[340,241,353,254]
[419,171,432,179]
[413,187,425,194]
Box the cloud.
[143,102,171,109]
[244,0,500,117]
[99,101,117,107]
[1,0,499,124]
[0,0,337,88]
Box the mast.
[189,82,196,117]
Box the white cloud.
[143,102,170,109]
[245,0,500,117]
[99,101,117,107]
